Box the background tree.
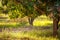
[1,0,46,26]
[15,0,46,26]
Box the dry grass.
[0,15,60,40]
[0,26,59,40]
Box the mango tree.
[46,0,60,36]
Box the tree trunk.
[28,17,34,26]
[53,17,59,37]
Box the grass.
[0,15,53,27]
[0,27,59,40]
[0,15,60,40]
[0,21,28,28]
[33,15,53,26]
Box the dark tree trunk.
[53,17,59,37]
[28,17,34,26]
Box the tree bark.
[53,17,59,37]
[28,17,34,26]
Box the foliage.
[0,0,60,19]
[1,0,45,18]
[45,0,60,18]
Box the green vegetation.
[0,0,60,40]
[0,15,60,40]
[0,29,55,40]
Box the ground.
[0,26,59,40]
[0,15,60,40]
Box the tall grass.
[0,15,60,40]
[0,27,59,40]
